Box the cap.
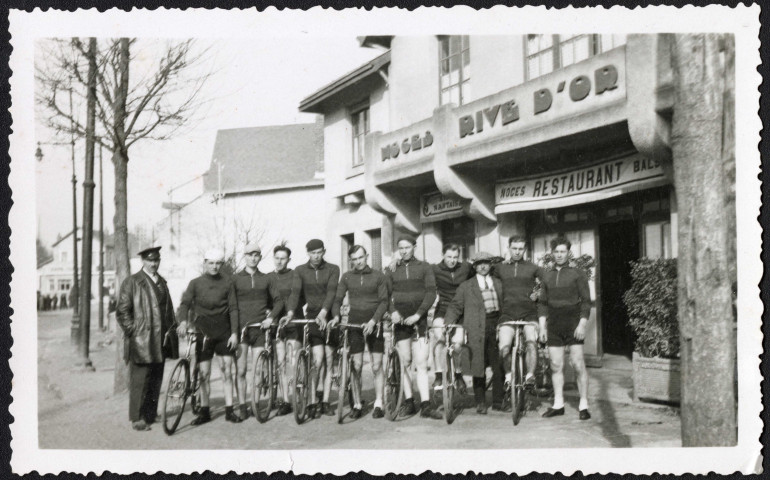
[244,242,262,255]
[203,248,225,262]
[470,251,495,265]
[396,235,417,246]
[306,239,325,251]
[138,246,161,260]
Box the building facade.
[37,228,116,301]
[300,34,676,365]
[152,120,328,304]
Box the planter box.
[632,351,681,404]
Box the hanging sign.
[420,192,464,223]
[495,155,667,211]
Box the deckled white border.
[9,5,762,475]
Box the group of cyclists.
[174,233,593,426]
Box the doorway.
[599,219,640,356]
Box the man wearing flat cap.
[443,251,506,414]
[286,238,340,418]
[116,246,178,431]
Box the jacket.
[444,275,504,377]
[233,268,283,329]
[117,270,178,364]
[288,260,340,319]
[493,260,544,321]
[332,266,389,324]
[385,257,437,319]
[537,266,592,320]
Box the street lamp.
[37,132,80,345]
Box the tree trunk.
[113,38,132,394]
[671,34,736,446]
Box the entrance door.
[599,220,640,356]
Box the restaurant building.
[299,35,675,365]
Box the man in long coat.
[116,246,178,431]
[443,251,505,414]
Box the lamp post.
[98,138,104,331]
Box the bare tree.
[36,38,215,392]
[670,33,736,446]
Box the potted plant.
[623,258,680,404]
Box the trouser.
[129,362,165,422]
[473,313,504,406]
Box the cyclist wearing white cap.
[177,248,241,425]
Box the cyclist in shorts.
[329,245,388,419]
[270,244,299,416]
[430,243,473,394]
[385,236,442,420]
[538,236,592,421]
[177,249,241,425]
[286,239,340,418]
[233,242,284,420]
[493,235,546,408]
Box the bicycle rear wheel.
[162,359,190,435]
[512,347,525,425]
[442,350,456,424]
[383,350,403,421]
[252,351,273,423]
[292,351,309,424]
[336,351,350,424]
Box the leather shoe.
[542,407,565,418]
[372,407,384,419]
[225,409,243,423]
[400,398,416,416]
[350,408,362,419]
[276,402,292,416]
[322,402,334,416]
[455,374,468,395]
[491,403,503,412]
[306,404,316,418]
[420,401,443,420]
[132,420,150,431]
[579,409,591,420]
[476,403,488,415]
[191,413,211,426]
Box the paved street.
[38,309,681,450]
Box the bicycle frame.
[497,320,534,425]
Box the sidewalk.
[36,309,681,450]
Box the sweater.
[537,265,592,320]
[332,266,389,324]
[178,273,239,338]
[433,261,474,318]
[288,260,340,319]
[267,268,299,319]
[385,257,437,318]
[493,260,544,321]
[233,268,284,330]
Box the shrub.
[623,258,679,359]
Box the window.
[367,229,382,271]
[351,106,369,167]
[439,35,471,106]
[58,279,71,292]
[441,217,476,262]
[60,251,67,263]
[48,279,55,292]
[341,233,354,272]
[643,221,672,259]
[526,34,627,81]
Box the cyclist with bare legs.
[269,245,299,416]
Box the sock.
[505,372,511,383]
[579,398,589,411]
[374,399,383,409]
[552,397,564,409]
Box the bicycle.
[429,322,467,424]
[245,322,283,423]
[497,320,535,425]
[382,317,419,421]
[161,328,204,435]
[283,318,318,425]
[333,322,369,424]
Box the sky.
[35,36,383,247]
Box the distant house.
[152,118,327,304]
[36,228,116,301]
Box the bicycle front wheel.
[292,350,309,424]
[190,362,201,415]
[512,347,525,425]
[443,351,456,424]
[162,359,190,435]
[252,351,273,423]
[383,350,403,421]
[336,351,350,424]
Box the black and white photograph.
[8,5,763,475]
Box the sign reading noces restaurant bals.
[496,156,665,209]
[420,192,464,222]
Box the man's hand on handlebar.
[176,321,188,338]
[261,317,273,329]
[390,311,403,325]
[404,314,421,326]
[363,319,376,336]
[315,309,328,330]
[538,317,548,343]
[328,316,340,330]
[278,316,290,328]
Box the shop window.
[58,279,71,292]
[367,229,382,271]
[351,105,369,167]
[643,221,672,259]
[341,234,354,272]
[439,35,471,106]
[526,34,627,81]
[441,217,476,262]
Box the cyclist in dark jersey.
[269,244,298,416]
[177,249,241,425]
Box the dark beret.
[306,239,325,251]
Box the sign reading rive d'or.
[496,156,664,207]
[420,192,464,222]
